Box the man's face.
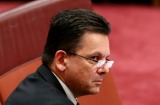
[64,32,110,97]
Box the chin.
[90,88,100,94]
[78,88,100,97]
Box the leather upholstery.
[0,0,121,105]
[0,57,41,104]
[0,0,92,75]
[0,58,121,105]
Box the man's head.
[42,9,112,97]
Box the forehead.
[77,32,110,56]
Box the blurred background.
[91,0,160,105]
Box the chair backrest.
[0,58,121,105]
[0,0,121,104]
[0,57,41,104]
[0,0,92,75]
[0,59,122,105]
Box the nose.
[97,64,109,75]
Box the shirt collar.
[52,72,78,105]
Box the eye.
[90,56,99,62]
[106,58,110,61]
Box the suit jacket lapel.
[36,65,66,96]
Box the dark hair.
[42,8,111,66]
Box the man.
[4,9,114,105]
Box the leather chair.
[0,0,121,105]
[0,58,121,105]
[0,0,92,75]
[0,58,41,104]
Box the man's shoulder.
[4,65,74,105]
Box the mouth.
[94,80,103,85]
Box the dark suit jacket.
[4,65,74,105]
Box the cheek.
[65,60,101,95]
[75,65,97,90]
[67,57,92,75]
[70,63,92,78]
[67,59,95,84]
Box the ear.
[54,50,67,71]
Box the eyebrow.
[86,51,110,58]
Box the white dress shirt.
[52,72,78,105]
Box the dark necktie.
[77,102,80,105]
